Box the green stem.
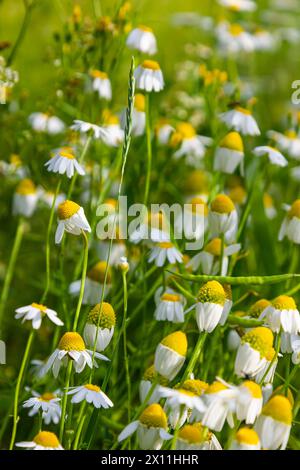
[73,402,87,450]
[7,0,34,65]
[122,270,131,425]
[219,233,225,275]
[67,135,92,199]
[9,330,35,450]
[0,218,25,337]
[181,332,207,383]
[143,93,152,206]
[59,360,73,443]
[259,333,281,386]
[72,231,89,331]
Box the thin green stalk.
[9,330,35,450]
[7,0,34,65]
[143,93,152,206]
[73,402,87,450]
[72,231,89,331]
[259,333,281,386]
[0,217,25,336]
[122,270,131,424]
[168,271,300,286]
[181,332,207,383]
[40,180,61,304]
[59,360,73,442]
[219,233,225,275]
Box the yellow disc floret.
[84,383,101,392]
[176,122,196,139]
[59,150,75,160]
[204,238,223,256]
[197,281,226,306]
[249,299,270,319]
[87,302,116,328]
[142,364,169,385]
[272,295,297,311]
[58,332,85,351]
[142,60,160,71]
[206,381,227,394]
[262,395,292,425]
[16,179,36,195]
[242,381,262,399]
[178,424,206,444]
[161,293,181,303]
[229,186,247,205]
[87,261,112,284]
[181,379,208,395]
[90,70,108,79]
[57,200,80,220]
[139,403,167,428]
[31,303,48,313]
[189,197,209,216]
[33,431,60,448]
[235,427,260,445]
[161,331,187,356]
[241,327,273,357]
[39,392,56,401]
[211,194,235,214]
[134,93,145,112]
[220,132,244,153]
[288,200,300,219]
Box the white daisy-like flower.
[227,329,241,350]
[159,386,206,429]
[13,178,39,218]
[44,332,109,378]
[23,391,61,425]
[83,302,115,352]
[118,404,172,450]
[171,122,212,165]
[101,119,124,147]
[90,70,112,100]
[148,241,183,267]
[67,384,113,409]
[214,132,244,175]
[45,148,85,178]
[154,331,187,380]
[217,23,255,54]
[55,200,91,244]
[126,25,157,55]
[15,303,63,330]
[253,29,276,51]
[230,427,261,450]
[175,196,208,242]
[187,237,241,275]
[255,395,292,450]
[195,281,226,333]
[267,129,300,160]
[219,106,260,136]
[69,261,112,305]
[134,60,164,93]
[253,145,288,167]
[154,288,186,323]
[16,431,63,450]
[236,380,263,424]
[129,211,170,244]
[260,295,300,334]
[209,194,239,243]
[218,0,256,11]
[139,365,168,405]
[176,423,222,450]
[70,119,108,139]
[279,199,300,244]
[28,112,65,134]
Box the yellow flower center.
[220,132,244,153]
[288,200,300,219]
[182,379,208,395]
[235,106,251,115]
[178,424,206,444]
[138,25,153,32]
[249,299,271,319]
[229,24,244,36]
[242,381,262,399]
[211,194,235,214]
[272,386,294,408]
[58,332,85,351]
[33,431,60,448]
[16,179,36,195]
[229,186,247,205]
[272,295,297,311]
[263,193,274,209]
[90,70,108,79]
[84,383,101,392]
[139,403,167,428]
[59,150,75,160]
[142,60,160,71]
[10,153,22,166]
[87,302,116,328]
[31,302,48,313]
[176,122,196,139]
[39,392,56,401]
[87,261,112,284]
[161,331,187,356]
[197,281,226,306]
[158,241,174,249]
[262,395,292,425]
[142,364,169,385]
[241,327,274,358]
[285,129,297,139]
[204,238,223,256]
[134,93,145,112]
[161,293,181,303]
[184,170,208,194]
[188,197,208,215]
[57,200,80,220]
[235,428,260,445]
[206,381,228,394]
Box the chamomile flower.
[139,365,168,404]
[255,395,292,450]
[148,241,183,267]
[279,199,300,244]
[13,178,38,217]
[55,200,91,244]
[15,303,63,330]
[218,0,257,11]
[234,327,274,378]
[67,384,113,409]
[260,295,300,334]
[16,431,63,450]
[90,70,112,100]
[23,391,61,425]
[45,148,85,178]
[129,211,170,244]
[176,423,222,450]
[253,146,288,167]
[171,122,212,165]
[83,302,115,352]
[28,112,65,134]
[248,298,271,319]
[263,193,277,219]
[69,261,112,305]
[236,381,263,424]
[195,281,226,333]
[209,194,239,243]
[230,427,261,450]
[154,331,187,380]
[44,332,109,378]
[175,196,208,242]
[219,106,260,136]
[199,381,238,432]
[214,132,244,175]
[118,404,172,450]
[187,237,241,275]
[160,386,206,429]
[134,60,164,92]
[121,94,146,136]
[101,112,124,147]
[267,129,300,160]
[126,26,157,55]
[217,23,255,54]
[154,289,186,323]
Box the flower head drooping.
[154,331,187,380]
[16,431,63,450]
[13,179,38,217]
[55,200,91,244]
[209,194,238,243]
[134,60,164,93]
[45,148,85,178]
[69,261,112,304]
[195,281,226,333]
[230,427,261,450]
[126,25,157,55]
[279,199,300,244]
[67,383,113,409]
[90,70,112,100]
[255,395,292,450]
[260,295,300,334]
[214,132,244,175]
[219,106,260,136]
[83,302,116,352]
[176,423,222,450]
[15,303,63,330]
